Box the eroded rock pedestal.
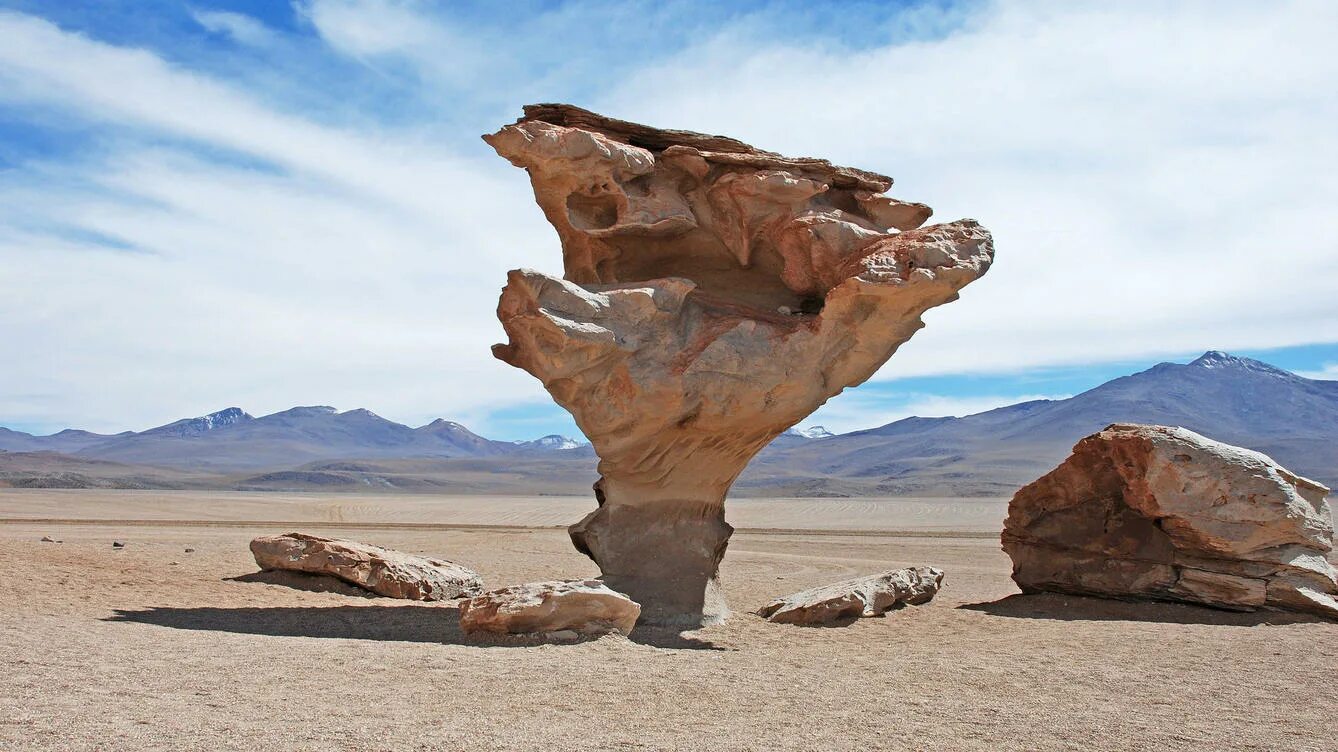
[486,104,994,626]
[1003,424,1338,618]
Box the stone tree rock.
[250,532,484,601]
[458,579,641,637]
[757,566,944,625]
[1002,424,1338,618]
[485,104,994,626]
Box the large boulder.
[485,103,993,626]
[757,566,944,625]
[250,532,483,601]
[1002,424,1338,618]
[458,579,641,637]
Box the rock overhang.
[484,104,994,625]
[483,103,990,316]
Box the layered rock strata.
[757,566,944,625]
[486,104,994,625]
[1002,424,1338,618]
[250,532,483,601]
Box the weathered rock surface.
[458,579,641,636]
[757,566,944,625]
[485,104,993,626]
[250,532,483,601]
[1002,424,1338,618]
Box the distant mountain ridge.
[1,351,1333,495]
[739,350,1338,495]
[0,405,592,472]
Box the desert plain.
[3,489,1335,751]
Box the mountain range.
[1,351,1333,496]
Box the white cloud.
[0,11,555,435]
[190,9,279,48]
[296,0,497,89]
[1297,363,1338,381]
[0,2,1335,438]
[596,0,1338,379]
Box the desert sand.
[3,490,1335,751]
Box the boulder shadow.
[626,626,726,650]
[226,570,378,598]
[106,605,466,644]
[960,593,1326,626]
[105,604,727,650]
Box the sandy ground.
[0,489,1011,533]
[2,492,1335,751]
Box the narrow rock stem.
[569,479,734,627]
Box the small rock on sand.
[459,579,641,637]
[758,567,944,625]
[250,532,483,601]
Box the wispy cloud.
[0,1,1335,439]
[595,0,1338,378]
[1296,363,1338,381]
[190,8,279,47]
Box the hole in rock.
[589,229,811,314]
[567,191,619,231]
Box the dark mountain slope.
[744,351,1338,495]
[1,351,1330,495]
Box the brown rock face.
[485,104,994,626]
[757,567,944,625]
[1003,424,1338,618]
[250,532,483,601]
[458,579,641,637]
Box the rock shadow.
[626,626,726,650]
[106,605,466,644]
[105,604,727,650]
[960,593,1327,626]
[226,570,378,598]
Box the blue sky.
[1,1,1335,439]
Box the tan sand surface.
[2,491,1335,751]
[0,489,1010,533]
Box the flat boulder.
[1002,424,1338,618]
[458,579,640,637]
[250,532,483,601]
[757,566,944,625]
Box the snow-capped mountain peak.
[785,425,835,439]
[1188,350,1298,379]
[144,407,253,437]
[513,434,585,451]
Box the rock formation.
[1002,424,1338,618]
[757,566,944,625]
[250,532,483,601]
[458,579,641,637]
[485,104,994,626]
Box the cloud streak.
[0,1,1335,439]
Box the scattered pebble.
[184,548,195,553]
[40,536,55,543]
[112,541,125,549]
